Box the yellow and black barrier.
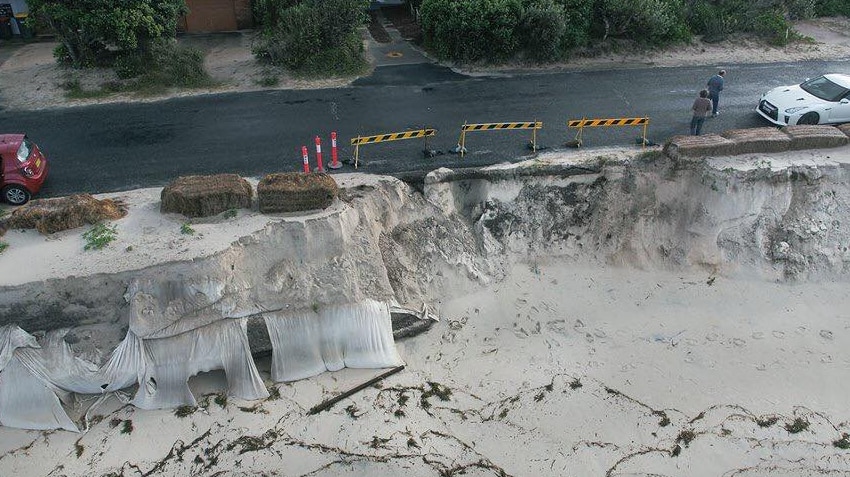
[567,117,650,148]
[456,121,543,157]
[350,128,437,168]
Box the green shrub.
[519,0,567,61]
[594,0,689,45]
[421,0,523,62]
[136,39,212,89]
[83,223,118,251]
[254,0,369,76]
[558,0,594,50]
[754,10,792,46]
[815,0,850,16]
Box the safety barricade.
[350,128,437,169]
[567,117,650,148]
[456,121,542,157]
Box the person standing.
[690,89,713,135]
[706,69,725,116]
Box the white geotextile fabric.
[0,318,268,430]
[264,299,404,382]
[132,318,269,409]
[0,299,404,431]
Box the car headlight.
[784,106,808,114]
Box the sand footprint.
[773,330,786,339]
[819,330,834,340]
[731,338,746,347]
[752,331,765,340]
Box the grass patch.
[180,223,195,235]
[74,441,84,458]
[223,208,238,219]
[0,242,8,254]
[569,378,582,390]
[784,417,809,434]
[83,223,118,250]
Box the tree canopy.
[28,0,187,67]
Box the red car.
[1,134,48,205]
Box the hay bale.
[836,123,850,138]
[4,194,127,235]
[160,174,252,218]
[781,125,850,150]
[721,127,791,154]
[663,134,736,160]
[258,173,339,214]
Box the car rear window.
[801,76,850,102]
[16,138,32,163]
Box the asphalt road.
[2,59,850,198]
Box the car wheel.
[798,112,820,125]
[2,185,31,205]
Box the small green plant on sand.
[214,392,228,408]
[83,223,118,250]
[834,433,850,449]
[785,417,809,434]
[0,242,8,254]
[120,419,134,434]
[180,223,195,235]
[223,208,238,219]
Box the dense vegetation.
[252,0,371,77]
[417,0,850,63]
[27,0,210,88]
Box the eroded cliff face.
[429,153,850,281]
[0,176,491,346]
[3,151,850,341]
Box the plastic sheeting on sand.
[132,319,268,410]
[0,318,269,431]
[0,300,405,431]
[264,300,404,382]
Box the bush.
[815,0,850,16]
[421,0,523,62]
[558,0,594,50]
[138,40,211,89]
[519,0,567,61]
[754,10,792,46]
[594,0,689,45]
[253,0,369,76]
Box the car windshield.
[800,76,850,102]
[16,138,31,163]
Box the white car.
[756,73,850,126]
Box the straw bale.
[258,173,339,214]
[160,174,252,218]
[4,194,127,235]
[662,134,736,160]
[781,125,849,150]
[836,123,850,138]
[721,127,791,154]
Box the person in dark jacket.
[706,69,725,116]
[690,89,713,135]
